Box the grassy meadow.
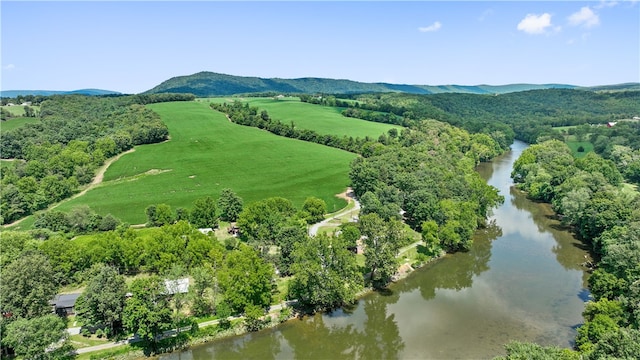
[52,101,356,224]
[1,104,40,117]
[552,126,594,158]
[1,116,40,131]
[207,96,403,139]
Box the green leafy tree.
[587,328,640,360]
[3,315,72,360]
[359,213,403,288]
[290,234,363,311]
[0,252,58,319]
[122,276,173,352]
[300,196,326,224]
[494,341,579,360]
[190,196,218,228]
[75,264,127,335]
[219,245,274,313]
[243,303,267,332]
[146,203,175,227]
[217,188,243,222]
[190,265,216,317]
[236,197,296,251]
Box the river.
[160,140,591,359]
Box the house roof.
[164,278,189,295]
[50,293,81,308]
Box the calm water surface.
[161,140,590,359]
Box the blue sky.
[1,1,638,93]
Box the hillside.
[144,71,585,96]
[47,101,356,224]
[0,89,122,97]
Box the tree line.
[313,89,638,146]
[210,101,385,155]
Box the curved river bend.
[160,140,590,359]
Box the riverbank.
[75,238,442,360]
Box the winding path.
[308,188,360,236]
[51,148,136,209]
[2,149,135,228]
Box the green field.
[2,104,38,116]
[208,97,402,139]
[552,125,577,133]
[51,101,356,224]
[566,140,594,158]
[1,116,40,131]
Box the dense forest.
[0,93,194,225]
[306,89,639,144]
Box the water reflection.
[391,221,502,301]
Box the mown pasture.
[53,101,356,224]
[207,96,403,139]
[0,116,40,131]
[552,126,594,158]
[1,105,40,117]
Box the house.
[607,122,617,127]
[50,293,81,316]
[198,228,214,235]
[164,277,189,295]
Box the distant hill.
[143,71,590,96]
[0,89,122,97]
[577,83,640,92]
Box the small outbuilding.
[50,293,82,316]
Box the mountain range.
[0,89,122,98]
[4,72,639,98]
[143,71,586,96]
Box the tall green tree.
[236,197,296,250]
[122,276,173,352]
[219,245,274,313]
[75,264,127,335]
[3,315,72,360]
[217,188,243,222]
[290,234,363,311]
[300,196,327,224]
[190,196,218,228]
[0,252,58,319]
[359,213,403,288]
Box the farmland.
[52,101,356,224]
[207,96,402,139]
[0,117,40,131]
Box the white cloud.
[418,21,442,33]
[595,1,618,9]
[568,7,600,28]
[517,13,554,34]
[2,64,16,70]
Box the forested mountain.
[1,89,122,97]
[143,71,587,96]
